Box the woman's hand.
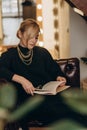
[56,76,66,87]
[12,74,35,95]
[21,78,35,95]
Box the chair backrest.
[56,57,80,88]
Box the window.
[2,0,23,17]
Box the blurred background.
[1,0,36,45]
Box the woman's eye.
[35,37,38,40]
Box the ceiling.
[65,0,87,21]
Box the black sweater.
[0,45,64,87]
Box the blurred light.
[37,16,43,21]
[37,4,42,9]
[40,28,43,34]
[73,8,84,16]
[38,41,44,47]
[0,46,7,56]
[0,46,3,51]
[36,0,43,47]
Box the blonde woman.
[0,18,66,130]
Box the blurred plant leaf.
[49,119,84,130]
[61,88,87,114]
[8,95,44,122]
[0,84,17,109]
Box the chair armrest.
[56,57,80,87]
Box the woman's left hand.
[56,76,66,87]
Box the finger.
[27,88,34,96]
[30,90,34,96]
[60,83,66,87]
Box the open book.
[34,81,70,95]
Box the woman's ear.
[17,30,22,39]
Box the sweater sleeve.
[0,50,14,81]
[42,48,65,80]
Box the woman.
[0,18,66,130]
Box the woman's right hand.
[12,74,35,95]
[21,78,35,95]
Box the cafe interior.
[0,0,87,130]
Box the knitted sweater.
[0,45,64,87]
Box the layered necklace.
[17,45,33,65]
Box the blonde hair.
[17,18,40,39]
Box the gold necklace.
[17,45,33,65]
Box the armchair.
[57,57,80,87]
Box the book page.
[34,89,53,95]
[34,81,70,95]
[56,85,70,93]
[42,81,66,94]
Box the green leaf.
[0,83,17,109]
[49,119,84,130]
[61,88,87,114]
[8,95,44,122]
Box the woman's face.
[20,29,39,49]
